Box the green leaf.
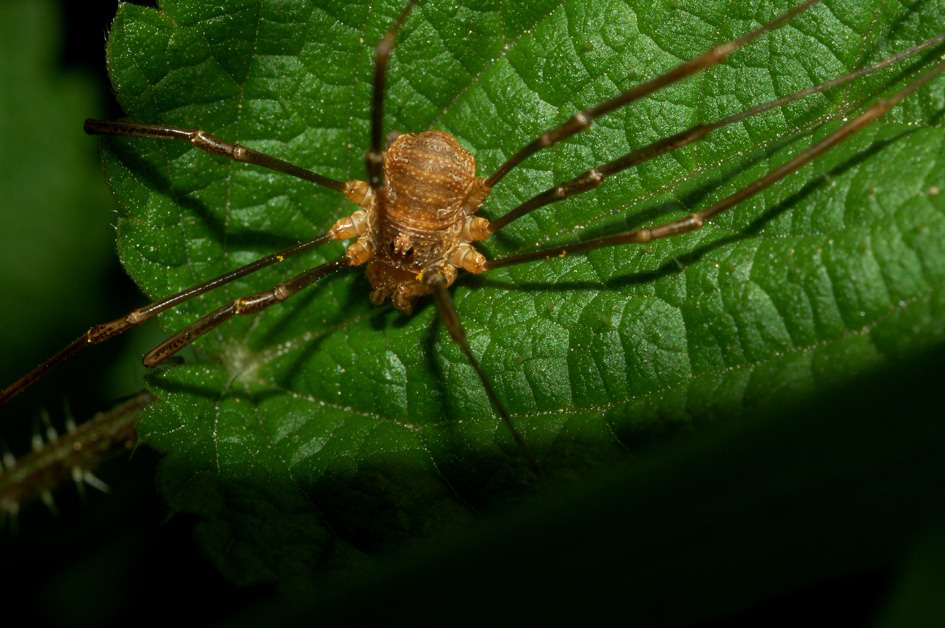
[99,0,945,586]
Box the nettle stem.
[0,392,153,520]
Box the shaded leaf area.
[98,0,945,585]
[276,342,945,626]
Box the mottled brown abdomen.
[361,130,489,312]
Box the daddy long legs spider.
[2,0,944,586]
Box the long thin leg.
[484,0,824,188]
[0,234,337,408]
[366,0,419,191]
[486,34,945,235]
[423,269,544,479]
[85,120,349,193]
[143,257,351,366]
[485,59,945,271]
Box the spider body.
[335,130,492,313]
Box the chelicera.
[2,0,944,477]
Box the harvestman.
[2,0,945,475]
